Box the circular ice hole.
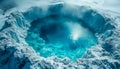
[25,16,97,61]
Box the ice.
[0,0,120,69]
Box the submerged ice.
[25,13,97,61]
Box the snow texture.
[0,0,120,69]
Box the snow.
[0,0,120,69]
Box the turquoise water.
[26,16,97,61]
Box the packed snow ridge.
[0,0,120,69]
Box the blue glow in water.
[26,15,97,61]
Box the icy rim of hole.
[0,2,119,69]
[24,3,114,61]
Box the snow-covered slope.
[0,0,120,69]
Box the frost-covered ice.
[0,0,120,69]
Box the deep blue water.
[25,15,98,61]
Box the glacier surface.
[0,0,120,69]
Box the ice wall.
[0,1,120,69]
